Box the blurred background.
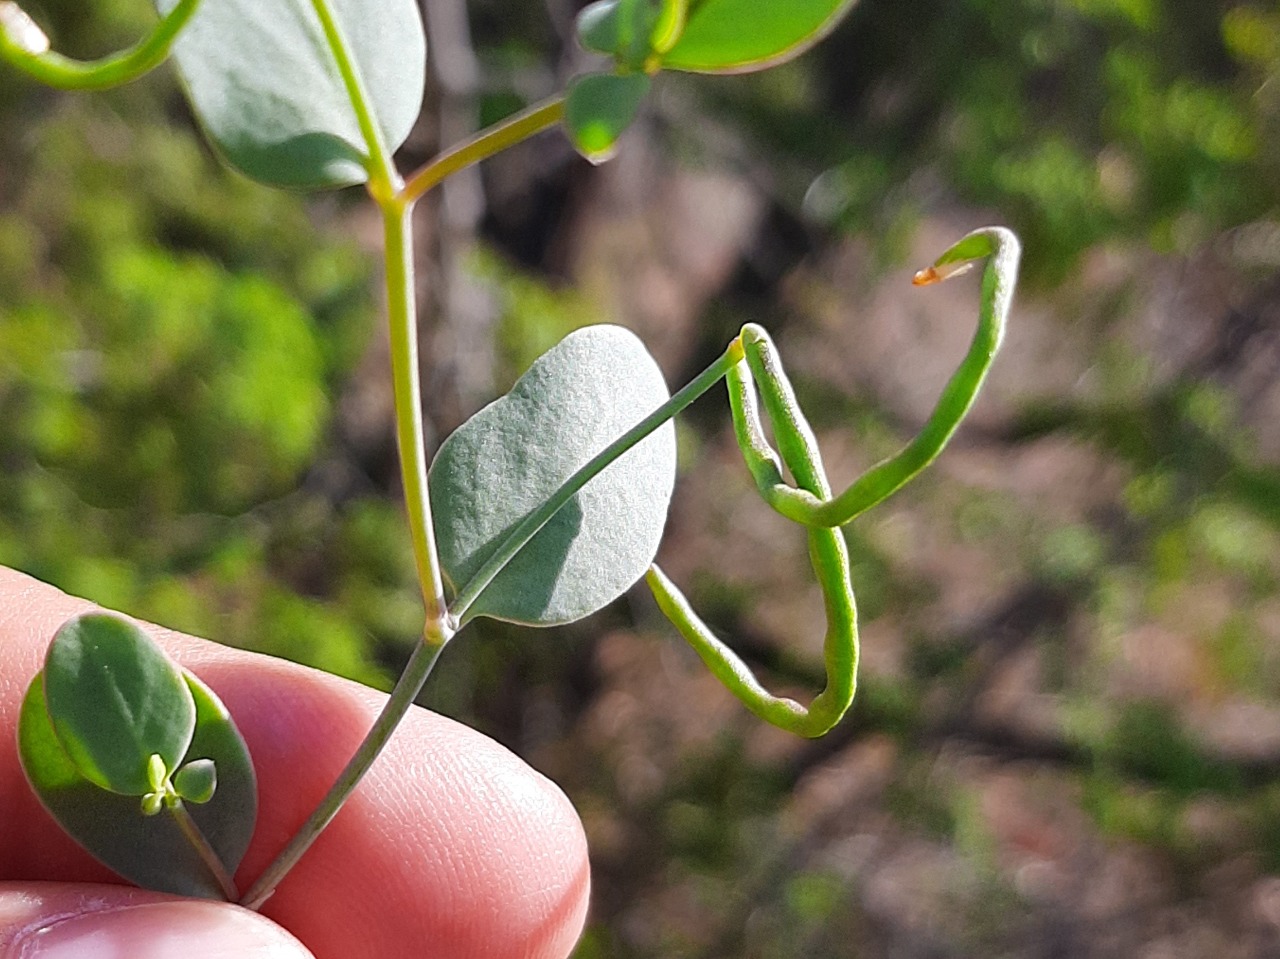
[3,0,1280,955]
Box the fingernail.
[14,900,314,959]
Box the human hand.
[0,567,590,959]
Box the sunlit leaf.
[19,666,257,899]
[651,0,690,54]
[661,0,857,74]
[154,0,425,189]
[565,72,651,164]
[43,614,195,796]
[429,325,677,626]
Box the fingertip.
[439,745,592,958]
[232,676,592,959]
[0,883,314,958]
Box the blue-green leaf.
[429,325,677,626]
[155,0,425,189]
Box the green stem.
[448,339,745,624]
[168,800,239,902]
[726,355,785,489]
[383,201,452,641]
[0,0,201,90]
[400,96,566,206]
[238,638,446,911]
[740,324,832,499]
[236,8,458,910]
[308,0,448,636]
[306,0,398,195]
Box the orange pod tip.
[913,260,975,287]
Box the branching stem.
[236,1,464,910]
[401,96,566,205]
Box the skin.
[0,566,591,959]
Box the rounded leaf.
[43,614,195,796]
[565,73,651,164]
[661,0,857,74]
[19,667,258,899]
[429,324,677,626]
[155,0,426,189]
[174,758,217,805]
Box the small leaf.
[661,0,857,74]
[174,759,217,805]
[576,0,660,69]
[429,324,677,626]
[20,664,258,899]
[155,0,425,189]
[43,614,195,796]
[576,0,621,55]
[565,72,651,164]
[146,753,168,793]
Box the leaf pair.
[155,0,852,182]
[566,0,858,160]
[19,614,257,899]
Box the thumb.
[0,883,315,958]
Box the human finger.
[0,567,590,959]
[0,882,315,958]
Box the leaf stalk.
[238,638,445,910]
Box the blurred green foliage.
[0,3,420,685]
[700,0,1280,282]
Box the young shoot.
[2,0,1020,917]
